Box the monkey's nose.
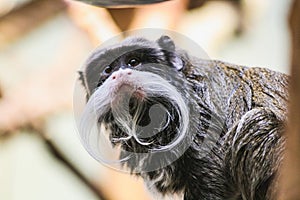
[111,68,132,80]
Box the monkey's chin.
[78,70,192,170]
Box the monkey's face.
[79,36,195,172]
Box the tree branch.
[43,135,109,200]
[278,0,300,199]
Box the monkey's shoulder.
[186,58,289,86]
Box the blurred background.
[0,0,292,199]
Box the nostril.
[111,71,118,80]
[124,68,132,75]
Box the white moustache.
[79,68,190,161]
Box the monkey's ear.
[171,55,184,71]
[78,70,91,100]
[157,35,175,52]
[157,35,184,71]
[78,71,86,88]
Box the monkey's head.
[79,36,198,172]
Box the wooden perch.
[43,133,109,200]
[278,0,300,199]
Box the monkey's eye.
[127,58,141,67]
[103,66,113,75]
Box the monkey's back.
[181,58,288,200]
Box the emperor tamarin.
[78,35,288,200]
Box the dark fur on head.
[79,35,288,200]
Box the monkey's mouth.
[110,82,158,127]
[110,84,150,126]
[114,83,146,102]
